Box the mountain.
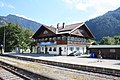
[0,14,41,32]
[85,7,120,41]
[1,7,120,41]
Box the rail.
[0,60,54,80]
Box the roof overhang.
[89,45,120,49]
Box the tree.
[22,28,34,50]
[99,36,115,45]
[87,39,97,45]
[0,23,34,52]
[113,36,120,45]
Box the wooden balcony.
[67,41,87,45]
[56,40,67,44]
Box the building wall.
[67,45,86,55]
[37,44,87,56]
[38,45,67,55]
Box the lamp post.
[0,44,3,54]
[22,41,24,53]
[3,26,5,53]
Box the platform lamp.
[3,25,5,53]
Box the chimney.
[56,23,59,34]
[57,23,59,29]
[63,22,65,28]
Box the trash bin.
[90,53,95,58]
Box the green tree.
[22,28,34,50]
[87,39,97,44]
[99,36,115,45]
[0,23,34,52]
[113,36,120,45]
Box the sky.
[0,0,120,26]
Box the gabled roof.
[32,22,94,39]
[32,25,56,39]
[43,25,56,34]
[58,23,83,32]
[57,22,94,38]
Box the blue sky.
[0,0,120,26]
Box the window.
[53,37,56,40]
[71,37,74,41]
[80,38,83,42]
[75,37,79,41]
[83,39,86,42]
[42,47,44,50]
[69,47,74,51]
[80,29,84,33]
[41,38,44,41]
[43,30,48,34]
[45,38,48,41]
[64,47,66,52]
[76,47,79,51]
[39,39,42,41]
[62,36,66,40]
[110,49,115,53]
[49,47,52,51]
[57,37,61,40]
[53,47,56,51]
[49,38,52,41]
[67,36,71,40]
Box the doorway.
[37,47,41,53]
[59,47,62,55]
[45,47,48,54]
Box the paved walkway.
[3,53,120,70]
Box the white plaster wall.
[47,45,59,55]
[67,45,87,55]
[41,46,45,53]
[39,45,86,55]
[57,45,68,55]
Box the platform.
[3,53,120,70]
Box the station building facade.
[32,22,94,55]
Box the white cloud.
[0,0,15,9]
[64,0,79,4]
[15,14,36,21]
[7,4,15,9]
[87,0,120,19]
[75,2,90,11]
[63,0,120,19]
[71,20,83,24]
[0,1,4,7]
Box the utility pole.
[3,26,5,53]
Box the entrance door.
[59,47,62,55]
[37,47,40,53]
[45,47,48,54]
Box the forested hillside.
[0,14,41,32]
[86,7,120,41]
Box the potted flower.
[57,37,61,44]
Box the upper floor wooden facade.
[32,22,94,45]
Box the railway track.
[0,65,30,80]
[0,54,120,80]
[2,54,120,77]
[0,61,54,80]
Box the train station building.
[32,22,94,55]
